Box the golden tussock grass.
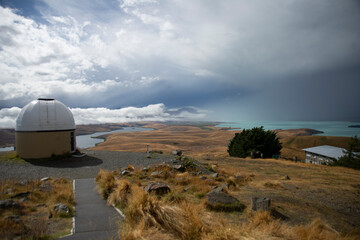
[0,178,74,239]
[95,167,360,240]
[108,179,131,207]
[95,169,117,199]
[120,180,206,240]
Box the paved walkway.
[61,178,123,240]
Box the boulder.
[11,191,30,199]
[0,199,21,209]
[251,197,271,211]
[54,203,70,214]
[199,176,207,180]
[172,150,182,156]
[205,191,245,212]
[284,175,291,180]
[142,167,149,172]
[144,182,170,195]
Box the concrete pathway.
[61,178,123,240]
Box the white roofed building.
[302,145,346,165]
[15,98,76,159]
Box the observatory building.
[15,98,76,159]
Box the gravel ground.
[0,150,174,180]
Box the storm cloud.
[0,0,359,125]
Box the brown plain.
[91,122,352,160]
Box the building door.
[70,131,75,152]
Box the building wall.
[305,152,334,165]
[16,130,76,159]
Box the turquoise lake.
[216,121,360,137]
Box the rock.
[205,191,245,212]
[11,191,31,199]
[211,186,225,193]
[0,199,21,209]
[121,170,131,175]
[172,150,182,156]
[38,183,52,192]
[284,175,291,180]
[150,171,163,177]
[173,164,184,172]
[251,197,271,211]
[142,167,149,172]
[211,173,219,178]
[144,182,170,195]
[270,209,289,221]
[40,177,51,182]
[200,176,207,180]
[220,183,229,190]
[54,203,70,214]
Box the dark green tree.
[227,126,282,158]
[332,136,360,170]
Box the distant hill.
[0,129,15,147]
[280,135,350,160]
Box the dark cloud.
[0,0,359,123]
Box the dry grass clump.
[95,168,359,240]
[0,178,74,239]
[95,169,117,199]
[294,218,348,240]
[108,179,132,208]
[125,185,205,239]
[110,179,206,239]
[238,211,357,240]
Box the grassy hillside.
[95,156,360,239]
[281,136,351,160]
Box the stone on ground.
[251,197,271,211]
[205,190,245,212]
[144,182,171,195]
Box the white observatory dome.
[15,98,75,132]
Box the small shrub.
[182,157,196,170]
[228,126,282,158]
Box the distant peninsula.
[348,125,360,128]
